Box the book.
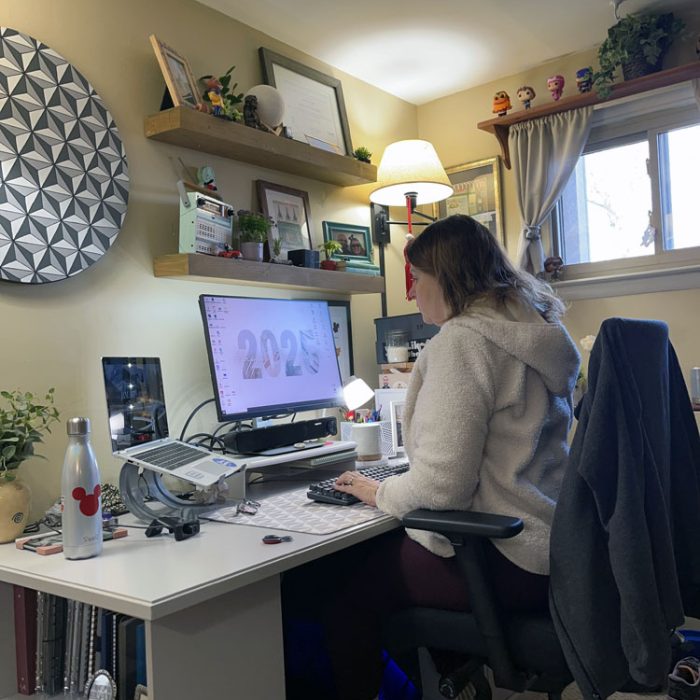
[13,585,37,695]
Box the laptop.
[101,357,241,487]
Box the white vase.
[240,241,263,262]
[0,478,31,544]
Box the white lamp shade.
[244,84,285,127]
[370,139,453,207]
[342,376,375,411]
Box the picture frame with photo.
[322,221,373,264]
[259,47,353,156]
[389,400,406,456]
[326,300,353,384]
[435,156,504,244]
[256,180,313,261]
[149,34,200,109]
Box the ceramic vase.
[0,478,31,543]
[240,241,263,262]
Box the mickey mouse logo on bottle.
[61,417,103,560]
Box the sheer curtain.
[510,107,593,275]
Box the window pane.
[660,123,700,251]
[560,140,653,264]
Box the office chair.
[383,318,700,700]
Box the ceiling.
[196,0,697,105]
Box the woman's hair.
[406,214,565,323]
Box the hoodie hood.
[444,297,580,396]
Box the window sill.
[552,264,700,301]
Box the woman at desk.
[284,214,580,700]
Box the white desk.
[0,488,398,699]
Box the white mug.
[351,422,382,462]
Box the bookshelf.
[477,61,700,168]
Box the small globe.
[244,85,285,128]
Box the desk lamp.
[369,140,453,306]
[342,375,375,413]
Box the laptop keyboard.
[132,442,206,470]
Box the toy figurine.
[547,75,565,101]
[516,85,536,109]
[492,90,512,117]
[197,166,217,192]
[205,77,225,117]
[575,67,593,93]
[544,255,564,280]
[243,94,262,129]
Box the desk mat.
[205,488,386,534]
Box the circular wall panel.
[0,27,129,283]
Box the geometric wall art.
[0,27,129,284]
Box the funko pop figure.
[516,85,536,109]
[547,75,565,101]
[492,90,512,117]
[575,67,593,94]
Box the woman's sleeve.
[376,329,494,518]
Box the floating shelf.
[144,107,377,187]
[477,62,700,168]
[154,254,385,294]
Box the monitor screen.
[199,295,345,421]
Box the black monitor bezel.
[198,294,345,422]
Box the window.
[552,82,700,281]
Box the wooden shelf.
[477,62,700,168]
[154,254,385,294]
[145,107,377,187]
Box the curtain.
[510,107,593,275]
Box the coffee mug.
[351,423,382,462]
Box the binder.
[12,585,37,695]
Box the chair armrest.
[401,509,523,539]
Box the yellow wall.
[0,0,416,516]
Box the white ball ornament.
[244,85,285,128]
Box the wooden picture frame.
[322,221,372,264]
[389,400,406,456]
[259,47,353,156]
[149,34,200,109]
[327,300,354,384]
[436,156,504,244]
[256,180,313,261]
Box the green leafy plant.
[236,210,273,243]
[593,12,684,97]
[0,388,59,481]
[199,66,244,121]
[272,237,283,258]
[352,146,372,163]
[319,239,343,260]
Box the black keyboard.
[307,461,409,506]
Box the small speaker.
[224,417,337,454]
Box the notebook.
[101,357,241,487]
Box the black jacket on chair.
[549,318,700,699]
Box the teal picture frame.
[322,221,372,264]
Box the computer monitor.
[199,294,345,422]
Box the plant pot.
[240,241,263,262]
[320,259,337,271]
[0,478,31,544]
[621,52,663,81]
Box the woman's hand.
[334,471,380,507]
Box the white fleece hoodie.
[375,298,580,575]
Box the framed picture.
[436,156,504,244]
[149,34,200,109]
[259,47,353,156]
[389,400,406,455]
[256,180,313,261]
[327,300,353,384]
[322,221,372,264]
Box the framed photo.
[436,156,504,244]
[327,300,353,384]
[149,34,200,109]
[259,47,353,156]
[256,180,313,261]
[322,221,372,264]
[389,400,406,456]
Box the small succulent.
[352,146,372,163]
[319,239,343,260]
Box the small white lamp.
[342,376,375,412]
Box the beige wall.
[1,0,417,517]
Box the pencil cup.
[351,423,382,462]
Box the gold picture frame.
[435,156,504,244]
[149,34,200,109]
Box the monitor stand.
[248,440,328,457]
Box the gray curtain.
[510,107,593,275]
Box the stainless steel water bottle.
[61,417,103,560]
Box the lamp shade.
[342,376,375,411]
[369,140,453,207]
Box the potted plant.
[0,388,59,543]
[319,240,343,270]
[236,210,273,262]
[594,12,684,97]
[352,146,372,163]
